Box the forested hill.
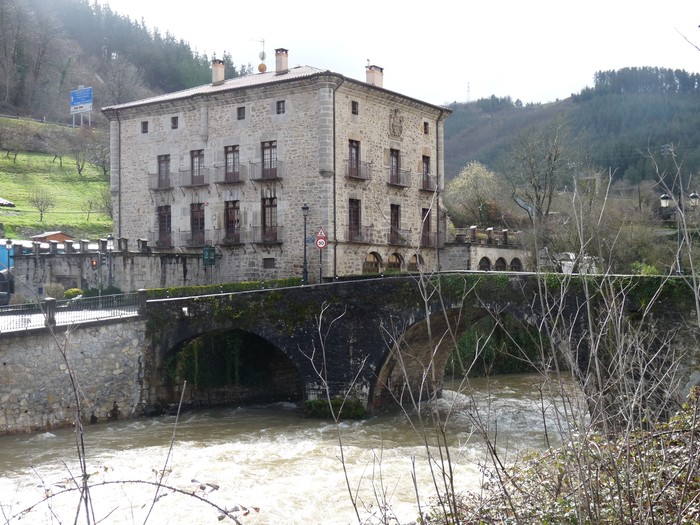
[0,0,252,125]
[444,67,700,185]
[1,1,698,188]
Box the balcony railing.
[251,226,283,244]
[178,168,211,187]
[148,172,174,191]
[345,225,373,244]
[387,168,411,187]
[213,165,247,185]
[388,228,411,246]
[420,174,437,192]
[345,159,372,180]
[217,229,245,245]
[249,161,284,181]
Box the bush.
[63,287,83,299]
[44,283,64,299]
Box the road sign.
[316,227,326,238]
[315,237,327,249]
[70,86,93,114]
[203,245,216,266]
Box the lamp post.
[301,204,309,285]
[107,234,114,288]
[4,238,11,270]
[660,190,699,274]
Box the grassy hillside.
[0,150,112,240]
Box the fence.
[0,292,143,333]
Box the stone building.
[101,49,451,284]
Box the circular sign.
[315,237,327,249]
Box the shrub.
[63,287,83,299]
[44,283,64,299]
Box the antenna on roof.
[257,38,267,73]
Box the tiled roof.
[103,66,328,111]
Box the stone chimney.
[366,64,384,88]
[211,59,225,85]
[275,48,289,75]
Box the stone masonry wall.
[0,319,149,434]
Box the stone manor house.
[101,48,451,285]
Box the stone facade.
[0,319,148,433]
[102,50,451,284]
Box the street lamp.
[107,234,114,288]
[660,190,699,274]
[301,204,309,285]
[4,238,11,270]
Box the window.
[171,116,178,129]
[349,198,361,241]
[422,155,433,190]
[225,145,240,182]
[276,100,285,114]
[423,121,429,135]
[351,101,359,115]
[348,140,360,178]
[224,200,240,243]
[157,206,171,247]
[421,208,431,247]
[389,149,400,184]
[191,150,204,185]
[387,253,401,271]
[479,257,492,271]
[237,106,246,120]
[262,141,277,179]
[157,155,170,188]
[495,257,507,271]
[263,257,276,269]
[141,121,148,133]
[190,203,205,246]
[262,196,277,242]
[390,204,400,244]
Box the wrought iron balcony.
[420,174,437,192]
[387,228,411,246]
[345,159,372,180]
[213,165,247,185]
[251,226,283,244]
[386,168,411,187]
[345,225,373,244]
[179,168,211,188]
[249,161,284,181]
[148,172,173,191]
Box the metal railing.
[0,293,141,333]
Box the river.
[0,374,573,524]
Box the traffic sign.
[315,237,327,249]
[316,227,326,238]
[203,245,216,266]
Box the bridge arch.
[159,328,303,408]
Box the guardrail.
[0,293,143,333]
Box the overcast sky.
[101,0,700,107]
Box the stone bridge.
[1,274,698,433]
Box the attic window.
[141,121,148,133]
[276,100,285,114]
[171,116,178,129]
[423,122,429,135]
[237,107,246,120]
[351,101,359,115]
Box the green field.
[0,151,112,240]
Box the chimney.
[211,59,225,85]
[275,48,289,75]
[366,64,384,88]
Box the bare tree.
[28,185,56,222]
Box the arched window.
[387,253,402,271]
[408,254,424,272]
[495,257,507,271]
[510,257,523,272]
[478,257,491,271]
[363,252,381,273]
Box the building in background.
[102,49,450,284]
